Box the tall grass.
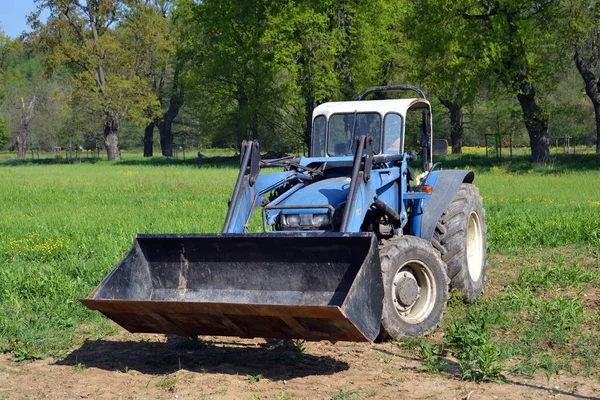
[0,152,599,362]
[0,163,237,354]
[476,169,600,251]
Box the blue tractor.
[82,86,487,342]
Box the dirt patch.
[2,247,599,399]
[582,285,600,308]
[1,332,599,400]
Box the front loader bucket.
[81,233,383,342]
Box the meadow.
[0,149,599,381]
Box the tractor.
[82,85,487,342]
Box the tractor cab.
[310,98,430,158]
[309,85,447,173]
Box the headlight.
[280,213,331,229]
[313,214,330,226]
[285,214,300,227]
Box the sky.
[0,0,44,38]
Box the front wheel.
[379,236,449,340]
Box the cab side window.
[383,113,402,154]
[311,115,326,157]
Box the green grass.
[481,172,600,252]
[0,163,237,353]
[0,149,599,382]
[432,244,600,379]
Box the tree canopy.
[0,0,597,159]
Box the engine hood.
[279,176,351,209]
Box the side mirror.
[432,139,448,156]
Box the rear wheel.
[379,236,449,340]
[432,183,487,302]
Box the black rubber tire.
[379,236,449,340]
[432,183,487,302]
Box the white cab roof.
[312,98,430,119]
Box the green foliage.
[1,339,47,362]
[0,118,8,148]
[73,361,86,370]
[418,342,448,374]
[445,313,504,382]
[180,0,290,149]
[407,0,488,105]
[31,0,167,159]
[156,375,178,392]
[0,0,595,156]
[247,373,263,383]
[179,0,407,152]
[273,392,291,400]
[291,339,306,354]
[330,389,361,400]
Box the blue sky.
[0,0,43,38]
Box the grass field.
[0,149,599,381]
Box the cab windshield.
[327,112,381,156]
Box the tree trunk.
[499,12,550,163]
[17,96,36,159]
[250,112,258,141]
[235,83,251,142]
[303,89,315,150]
[158,118,174,157]
[104,117,121,161]
[144,121,155,157]
[574,43,600,155]
[516,83,550,163]
[159,68,184,157]
[594,104,600,154]
[439,98,463,154]
[16,126,27,159]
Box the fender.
[418,170,475,240]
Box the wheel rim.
[466,210,484,282]
[392,260,436,324]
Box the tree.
[263,0,405,150]
[0,36,57,158]
[180,0,292,150]
[407,0,488,154]
[0,118,9,149]
[117,0,178,157]
[461,0,566,162]
[30,0,161,160]
[569,0,600,154]
[263,0,342,149]
[332,1,406,97]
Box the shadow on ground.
[504,378,600,400]
[438,153,600,173]
[55,337,348,380]
[1,151,598,172]
[113,155,239,168]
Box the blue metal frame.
[222,137,472,239]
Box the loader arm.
[223,141,305,233]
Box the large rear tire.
[432,183,487,302]
[379,236,449,340]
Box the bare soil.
[1,332,599,400]
[1,249,599,400]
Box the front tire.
[379,237,449,340]
[432,183,487,302]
